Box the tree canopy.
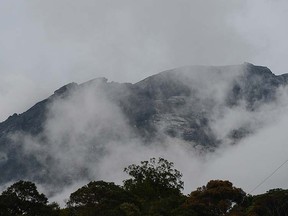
[0,180,56,216]
[1,158,288,216]
[67,180,137,216]
[123,157,183,199]
[182,180,246,216]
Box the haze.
[1,0,288,121]
[1,0,288,206]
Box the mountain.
[0,63,287,192]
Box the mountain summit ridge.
[1,63,287,141]
[0,63,287,189]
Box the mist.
[2,64,286,207]
[2,0,288,121]
[1,0,288,208]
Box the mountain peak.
[81,77,108,86]
[0,63,288,189]
[54,82,78,95]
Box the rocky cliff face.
[0,63,287,189]
[118,63,288,147]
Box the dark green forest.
[0,158,287,216]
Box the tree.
[182,180,246,216]
[123,157,185,215]
[0,180,54,216]
[246,189,288,216]
[123,157,183,199]
[67,180,136,216]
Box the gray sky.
[2,0,288,203]
[1,0,288,121]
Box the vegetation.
[0,180,58,216]
[66,181,137,216]
[0,158,287,216]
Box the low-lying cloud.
[4,65,288,207]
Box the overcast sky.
[1,0,288,121]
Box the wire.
[249,158,288,194]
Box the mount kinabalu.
[0,62,287,188]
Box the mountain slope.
[0,63,287,191]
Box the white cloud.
[1,0,288,206]
[0,0,255,121]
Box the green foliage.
[182,180,246,216]
[119,202,141,216]
[2,158,288,216]
[246,188,288,216]
[123,157,185,215]
[226,195,253,216]
[66,157,185,216]
[0,180,55,216]
[67,180,136,216]
[123,157,183,199]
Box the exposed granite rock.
[0,63,287,186]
